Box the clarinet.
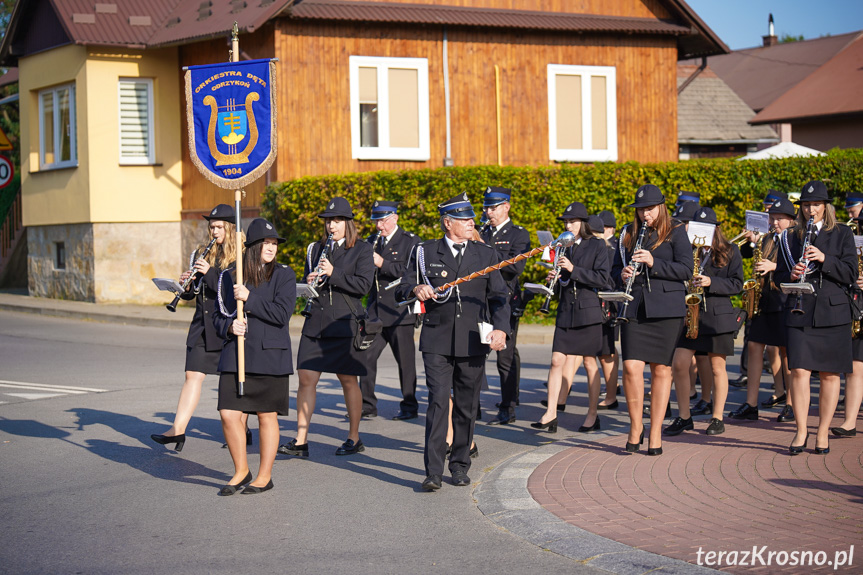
[790,217,816,315]
[301,234,334,318]
[538,244,565,315]
[612,223,649,325]
[166,237,217,312]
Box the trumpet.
[538,243,566,315]
[301,234,334,318]
[730,230,749,245]
[684,241,705,339]
[166,237,217,312]
[611,223,649,326]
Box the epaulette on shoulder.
[280,264,289,269]
[407,232,416,237]
[472,240,495,250]
[514,225,524,230]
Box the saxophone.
[684,243,704,339]
[741,234,763,318]
[854,247,863,338]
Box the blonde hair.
[796,202,837,239]
[203,221,245,270]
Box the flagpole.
[229,22,246,397]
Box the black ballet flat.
[218,471,253,496]
[597,400,618,410]
[760,394,786,408]
[789,432,809,455]
[240,480,274,495]
[530,418,558,433]
[578,416,601,433]
[150,433,186,452]
[831,427,857,437]
[625,427,645,453]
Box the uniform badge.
[808,186,814,194]
[567,206,572,212]
[775,200,781,207]
[266,223,273,229]
[211,208,218,215]
[442,270,448,277]
[700,212,706,219]
[329,202,335,209]
[638,190,644,198]
[374,201,379,207]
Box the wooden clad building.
[177,0,728,215]
[1,0,727,302]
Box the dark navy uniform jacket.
[555,236,611,328]
[180,265,223,352]
[694,245,744,335]
[214,264,297,375]
[774,224,858,327]
[480,220,531,307]
[367,227,422,326]
[302,240,375,338]
[396,238,510,357]
[756,233,791,314]
[612,223,694,319]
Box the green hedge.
[262,149,863,322]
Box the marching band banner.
[184,58,277,189]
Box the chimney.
[763,13,778,47]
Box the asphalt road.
[0,310,613,575]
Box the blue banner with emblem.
[184,58,277,189]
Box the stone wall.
[28,222,182,304]
[93,222,181,304]
[28,224,95,301]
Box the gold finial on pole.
[231,22,239,63]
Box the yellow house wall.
[85,47,182,223]
[19,44,89,227]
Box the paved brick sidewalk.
[528,416,863,573]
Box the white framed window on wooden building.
[38,83,77,170]
[349,56,430,161]
[118,78,155,165]
[547,65,617,163]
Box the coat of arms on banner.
[184,58,277,189]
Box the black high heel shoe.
[531,418,558,433]
[218,471,253,496]
[625,427,645,453]
[647,442,663,456]
[814,438,830,454]
[578,416,600,433]
[789,432,809,455]
[150,433,186,452]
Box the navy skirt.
[552,323,603,356]
[786,324,852,374]
[184,335,221,374]
[297,334,369,376]
[218,373,290,415]
[677,331,734,356]
[621,315,685,366]
[749,311,786,347]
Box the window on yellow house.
[38,83,77,170]
[119,78,155,165]
[349,56,430,161]
[547,65,617,163]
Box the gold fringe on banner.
[184,60,278,190]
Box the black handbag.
[342,294,383,351]
[733,308,748,338]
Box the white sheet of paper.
[296,283,319,299]
[687,221,715,247]
[152,278,184,295]
[745,210,771,234]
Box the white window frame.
[349,56,430,161]
[38,83,77,170]
[547,64,618,163]
[118,78,155,165]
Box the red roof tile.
[751,34,863,124]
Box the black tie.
[454,243,464,266]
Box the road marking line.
[4,392,67,400]
[0,380,107,393]
[0,383,87,394]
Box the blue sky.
[686,0,863,50]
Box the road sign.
[0,125,11,151]
[0,155,13,188]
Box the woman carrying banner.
[151,204,243,452]
[214,218,296,495]
[279,197,375,458]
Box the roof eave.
[680,138,780,145]
[750,110,863,125]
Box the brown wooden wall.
[178,18,680,212]
[349,0,671,19]
[271,20,678,183]
[178,24,277,215]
